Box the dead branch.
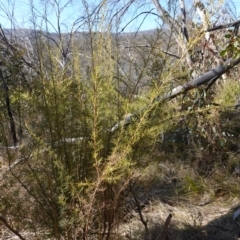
[125,45,180,59]
[157,214,172,240]
[111,57,240,132]
[0,215,27,240]
[206,19,240,33]
[129,181,150,239]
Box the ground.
[1,150,240,239]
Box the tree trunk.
[0,69,18,146]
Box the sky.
[0,0,239,32]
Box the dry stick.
[206,19,240,32]
[0,215,26,240]
[125,45,180,59]
[129,182,150,239]
[158,214,172,240]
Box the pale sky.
[0,0,239,32]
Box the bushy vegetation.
[0,0,240,239]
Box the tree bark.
[0,69,18,146]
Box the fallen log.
[111,57,240,132]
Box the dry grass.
[1,135,240,240]
[112,150,240,240]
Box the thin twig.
[206,20,240,32]
[129,181,150,239]
[0,215,26,240]
[125,45,180,59]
